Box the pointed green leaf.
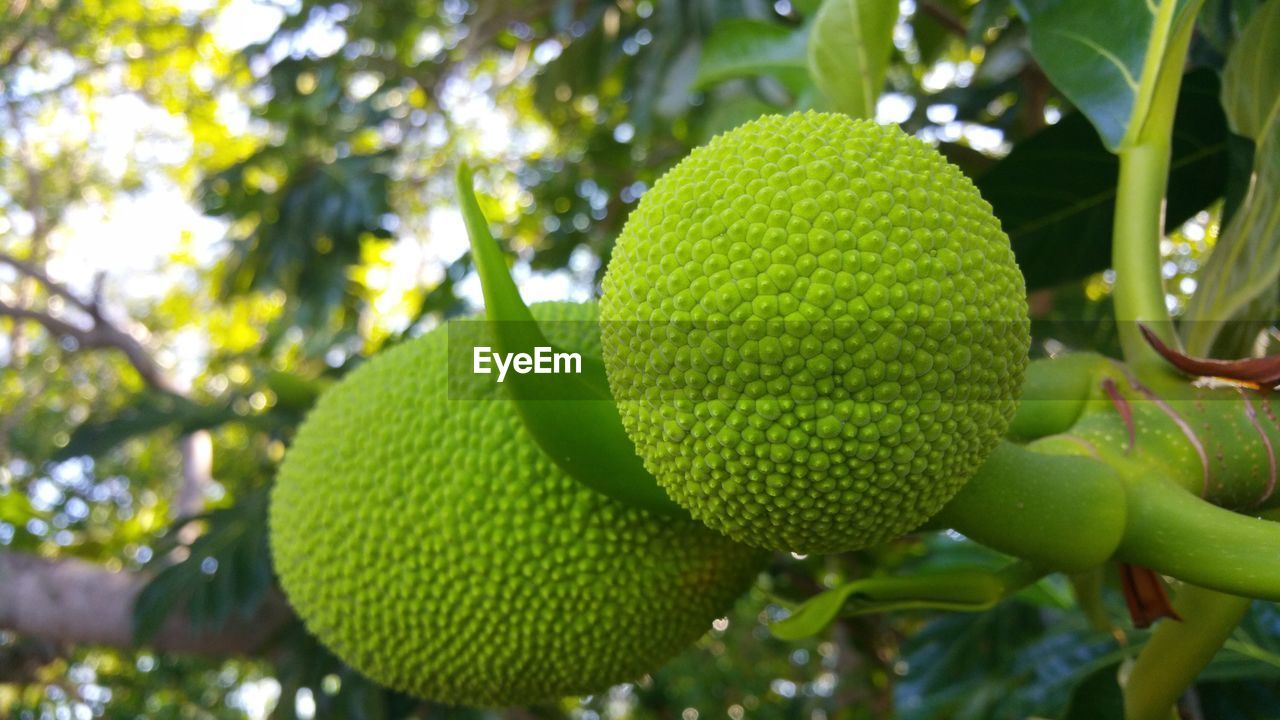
[455,164,684,517]
[807,0,898,118]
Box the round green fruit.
[600,112,1030,555]
[269,302,763,707]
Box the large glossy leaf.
[1182,0,1280,355]
[693,19,809,93]
[1013,0,1200,151]
[807,0,897,118]
[981,69,1228,290]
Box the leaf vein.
[1050,29,1139,92]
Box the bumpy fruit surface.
[601,112,1029,555]
[270,302,763,707]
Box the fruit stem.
[1123,585,1251,720]
[1117,478,1280,600]
[1069,568,1116,635]
[1111,0,1203,374]
[1113,140,1178,374]
[1008,353,1111,440]
[931,442,1128,572]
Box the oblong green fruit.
[270,302,764,707]
[600,112,1030,555]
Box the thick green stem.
[1112,0,1203,372]
[937,433,1280,599]
[1123,586,1251,720]
[932,442,1128,572]
[1008,353,1111,440]
[1069,568,1116,634]
[1118,479,1280,600]
[1114,140,1177,372]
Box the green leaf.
[264,370,327,412]
[0,489,36,525]
[133,489,274,643]
[806,0,897,118]
[1197,678,1280,719]
[1221,0,1280,141]
[54,391,242,461]
[770,562,1048,640]
[455,164,683,517]
[1199,602,1280,683]
[693,19,810,93]
[1181,0,1280,355]
[893,601,1123,719]
[1060,660,1125,720]
[0,489,45,551]
[1013,0,1200,151]
[981,69,1228,290]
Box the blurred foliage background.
[1,0,1278,718]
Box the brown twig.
[0,253,210,514]
[0,251,96,317]
[0,300,94,346]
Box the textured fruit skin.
[600,112,1029,555]
[269,302,763,708]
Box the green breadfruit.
[269,301,764,707]
[600,112,1030,555]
